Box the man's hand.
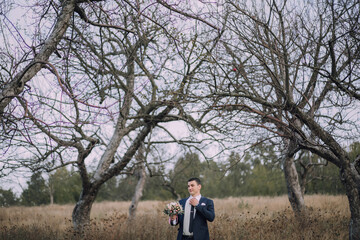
[189,198,199,207]
[170,214,178,221]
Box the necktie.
[189,205,194,233]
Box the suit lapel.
[194,196,205,219]
[198,196,204,205]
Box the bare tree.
[0,0,223,232]
[3,0,358,238]
[195,0,359,238]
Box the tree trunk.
[72,187,98,232]
[48,181,54,205]
[341,162,360,240]
[283,156,306,215]
[128,167,146,220]
[282,140,306,218]
[49,190,54,205]
[72,123,157,231]
[129,144,147,220]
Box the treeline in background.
[2,141,356,207]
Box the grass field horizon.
[0,195,349,239]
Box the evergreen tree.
[170,153,203,197]
[21,172,49,206]
[244,164,286,196]
[142,167,173,200]
[305,162,345,194]
[298,142,360,195]
[116,175,139,201]
[96,176,118,202]
[349,142,360,162]
[222,144,287,197]
[221,152,252,197]
[49,167,82,204]
[199,160,223,198]
[244,144,286,196]
[0,188,19,207]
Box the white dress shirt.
[183,194,201,236]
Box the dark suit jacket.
[171,196,215,240]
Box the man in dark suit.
[170,177,215,240]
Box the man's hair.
[188,177,201,185]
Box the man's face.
[188,180,201,196]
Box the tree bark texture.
[128,147,146,220]
[341,163,360,240]
[129,158,146,220]
[128,169,146,220]
[282,140,306,217]
[49,184,54,205]
[72,187,98,232]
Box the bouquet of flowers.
[163,201,184,216]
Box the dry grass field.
[0,195,349,240]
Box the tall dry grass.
[0,195,349,240]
